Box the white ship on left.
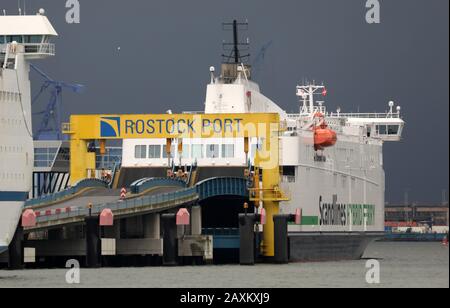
[0,9,57,254]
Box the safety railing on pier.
[32,187,198,225]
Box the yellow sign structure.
[63,113,288,257]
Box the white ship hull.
[0,13,57,254]
[0,58,33,254]
[280,133,385,233]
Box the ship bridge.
[0,11,57,62]
[329,101,405,142]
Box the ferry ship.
[0,10,57,254]
[119,21,405,260]
[0,13,405,261]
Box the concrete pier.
[7,207,212,268]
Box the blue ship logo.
[100,117,121,137]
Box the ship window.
[182,145,190,158]
[191,144,204,159]
[376,125,387,135]
[206,144,219,158]
[148,145,161,158]
[251,144,258,158]
[388,125,399,135]
[282,166,295,176]
[24,35,43,43]
[222,144,234,158]
[162,145,175,158]
[7,36,23,43]
[134,145,147,159]
[0,36,5,44]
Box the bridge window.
[388,125,399,135]
[24,35,43,44]
[134,145,147,159]
[148,145,161,158]
[376,125,399,135]
[0,36,4,44]
[7,36,23,43]
[206,144,219,158]
[191,144,203,159]
[376,125,386,135]
[222,144,234,158]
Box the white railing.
[182,111,204,114]
[329,112,401,119]
[23,43,55,56]
[287,112,401,119]
[286,114,301,119]
[0,43,55,56]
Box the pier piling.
[273,214,293,264]
[85,216,101,268]
[162,213,178,266]
[8,226,24,270]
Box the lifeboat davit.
[313,113,337,151]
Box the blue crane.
[31,64,85,140]
[251,40,273,82]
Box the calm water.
[0,242,448,288]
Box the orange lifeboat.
[313,113,337,151]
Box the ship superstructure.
[0,10,57,253]
[120,21,405,260]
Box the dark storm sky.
[2,0,449,203]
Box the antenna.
[404,189,409,206]
[222,19,250,64]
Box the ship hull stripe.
[0,192,28,201]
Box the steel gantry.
[62,113,289,257]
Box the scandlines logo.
[100,117,121,137]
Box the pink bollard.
[99,208,114,226]
[22,209,36,227]
[176,208,190,225]
[260,208,266,225]
[295,208,302,225]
